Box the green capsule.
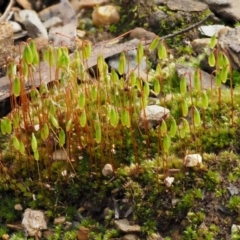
[201,91,209,109]
[23,60,29,78]
[13,76,21,97]
[23,44,33,65]
[208,51,216,67]
[50,116,59,128]
[43,48,49,63]
[94,121,102,143]
[193,107,201,127]
[220,66,229,83]
[130,71,136,86]
[156,63,162,75]
[181,99,188,117]
[193,69,201,91]
[109,107,116,127]
[136,42,144,64]
[90,85,98,101]
[170,118,177,137]
[222,53,229,66]
[121,109,129,127]
[97,54,104,73]
[12,136,20,151]
[215,73,222,88]
[158,42,167,59]
[57,52,70,68]
[118,52,126,75]
[79,109,87,127]
[153,78,160,94]
[163,134,171,153]
[111,69,119,83]
[82,41,92,59]
[78,92,86,109]
[66,118,73,132]
[182,118,190,132]
[180,76,187,95]
[149,37,159,51]
[209,35,217,49]
[19,141,26,155]
[5,118,12,134]
[218,52,224,69]
[113,109,119,128]
[13,112,20,128]
[29,40,39,65]
[160,119,167,136]
[34,150,39,161]
[143,82,150,98]
[41,123,49,141]
[7,61,17,78]
[31,133,38,152]
[179,127,185,138]
[58,129,65,147]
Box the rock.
[218,26,240,70]
[14,204,23,211]
[92,5,120,27]
[154,0,167,5]
[43,16,62,29]
[114,219,141,233]
[164,176,174,187]
[198,25,227,37]
[201,0,240,22]
[18,10,48,39]
[176,64,227,89]
[16,0,32,9]
[148,10,167,29]
[166,0,208,12]
[38,4,60,22]
[102,163,114,176]
[122,234,140,240]
[52,149,68,161]
[231,224,240,234]
[147,232,164,240]
[54,216,66,225]
[22,208,47,237]
[79,0,110,8]
[0,22,15,67]
[2,234,9,240]
[130,27,157,41]
[227,184,239,196]
[108,45,147,75]
[9,21,22,33]
[138,105,170,129]
[77,226,89,240]
[184,153,202,167]
[191,38,210,54]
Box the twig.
[161,13,214,40]
[0,0,15,22]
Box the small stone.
[148,11,167,28]
[22,208,47,237]
[122,234,140,240]
[78,226,89,240]
[102,163,114,176]
[54,216,66,225]
[130,27,156,41]
[114,219,141,233]
[43,16,62,29]
[147,232,164,240]
[191,38,211,54]
[9,21,22,33]
[231,224,240,234]
[92,5,120,26]
[198,24,227,37]
[52,149,68,161]
[2,234,10,240]
[164,176,174,187]
[14,204,23,211]
[184,154,202,167]
[138,105,170,129]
